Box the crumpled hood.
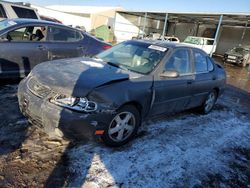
[31,57,140,97]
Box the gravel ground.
[0,75,250,187]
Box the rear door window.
[0,4,7,19]
[48,26,83,42]
[193,49,214,73]
[207,56,214,71]
[11,6,38,19]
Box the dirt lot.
[0,63,250,188]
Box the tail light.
[102,45,112,50]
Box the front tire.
[101,105,140,147]
[200,90,218,114]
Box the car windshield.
[184,36,202,45]
[230,47,249,54]
[0,20,17,31]
[96,41,167,74]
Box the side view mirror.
[159,70,179,78]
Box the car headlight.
[50,94,97,112]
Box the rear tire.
[101,105,140,147]
[200,90,218,114]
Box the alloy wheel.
[108,111,136,142]
[204,92,216,113]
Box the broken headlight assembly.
[50,94,97,112]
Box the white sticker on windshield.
[148,45,167,52]
[8,21,17,26]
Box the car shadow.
[0,56,33,152]
[0,84,29,156]
[0,57,31,185]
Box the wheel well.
[120,101,142,116]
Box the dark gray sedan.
[18,40,226,146]
[0,19,111,78]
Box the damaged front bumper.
[17,78,115,141]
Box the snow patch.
[67,100,250,187]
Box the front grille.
[25,109,43,128]
[29,116,43,128]
[27,77,51,98]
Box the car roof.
[133,39,202,50]
[5,18,67,28]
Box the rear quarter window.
[193,50,208,73]
[0,4,7,18]
[207,57,214,71]
[11,6,38,19]
[48,26,83,42]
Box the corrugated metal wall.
[216,26,250,54]
[114,12,250,55]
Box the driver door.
[150,48,194,116]
[0,25,48,78]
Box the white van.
[0,1,40,21]
[182,36,215,54]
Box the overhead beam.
[210,15,223,57]
[240,21,248,46]
[142,12,148,38]
[162,13,168,37]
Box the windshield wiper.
[106,61,120,68]
[106,61,130,72]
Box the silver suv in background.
[0,1,40,21]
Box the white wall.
[114,13,142,43]
[31,5,91,31]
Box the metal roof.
[47,5,123,14]
[117,11,250,27]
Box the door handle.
[187,80,193,85]
[37,45,46,50]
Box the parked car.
[144,32,161,40]
[18,40,226,146]
[0,1,39,21]
[0,19,112,78]
[183,36,215,54]
[134,33,180,43]
[40,15,62,24]
[223,46,250,67]
[164,36,180,43]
